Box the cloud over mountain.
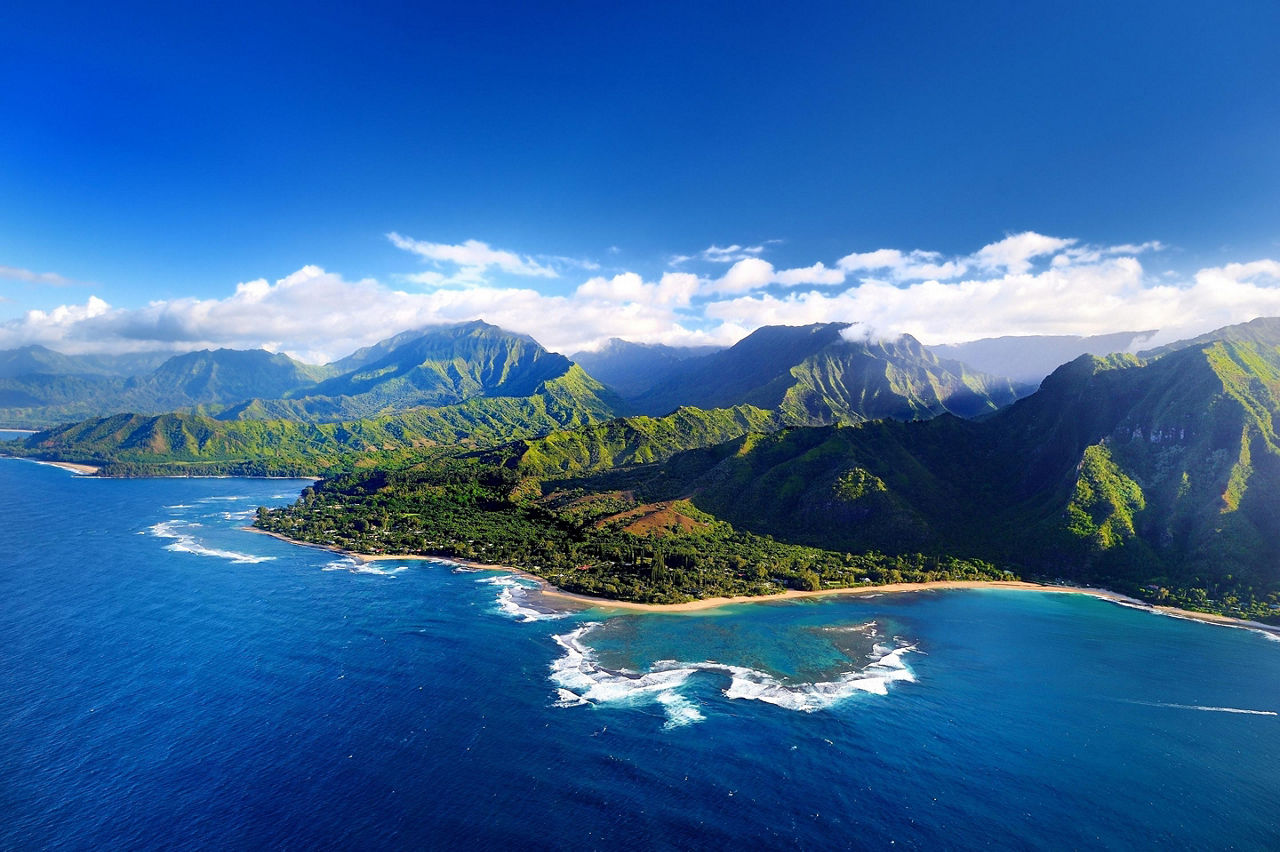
[2,232,1277,361]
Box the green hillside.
[251,326,1280,617]
[0,348,329,429]
[628,322,1021,422]
[12,363,622,476]
[637,340,1280,616]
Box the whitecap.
[322,558,407,577]
[196,495,252,503]
[219,510,257,521]
[148,521,274,565]
[655,689,705,729]
[548,622,915,726]
[481,576,568,623]
[549,625,696,726]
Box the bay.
[2,456,1277,849]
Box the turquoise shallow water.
[2,453,1278,848]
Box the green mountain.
[217,320,623,422]
[0,322,624,429]
[601,335,1280,613]
[570,339,723,398]
[0,345,170,379]
[12,359,623,475]
[1139,316,1280,359]
[629,322,1022,422]
[475,404,781,480]
[930,330,1156,386]
[248,319,1280,616]
[134,348,333,404]
[0,348,330,428]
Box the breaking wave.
[481,576,568,623]
[219,510,256,521]
[322,558,407,577]
[148,521,274,564]
[550,622,915,727]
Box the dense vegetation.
[11,317,1280,620]
[0,348,335,428]
[0,321,614,429]
[255,459,1011,604]
[619,342,1280,621]
[626,321,1023,420]
[7,372,619,475]
[257,329,1280,619]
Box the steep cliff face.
[626,322,1021,422]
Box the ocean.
[2,452,1278,849]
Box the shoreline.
[26,459,101,475]
[244,528,1280,637]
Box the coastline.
[26,459,101,475]
[244,527,1280,637]
[247,527,517,574]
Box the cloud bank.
[2,232,1278,362]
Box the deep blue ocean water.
[2,452,1279,849]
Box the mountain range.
[2,320,1025,435]
[2,322,1165,432]
[929,330,1158,385]
[7,315,1280,617]
[531,323,1280,610]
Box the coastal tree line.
[254,461,1012,604]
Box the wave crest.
[549,622,915,727]
[481,576,569,622]
[148,521,274,565]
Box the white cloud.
[775,262,845,287]
[387,233,558,284]
[837,248,966,281]
[0,265,728,360]
[4,232,1278,368]
[709,259,848,293]
[701,244,766,263]
[574,271,699,307]
[1105,240,1165,256]
[974,232,1076,274]
[706,253,1280,348]
[716,258,776,294]
[0,264,86,287]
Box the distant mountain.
[134,348,333,404]
[0,345,169,379]
[8,321,629,471]
[0,347,330,428]
[1138,316,1280,359]
[0,322,624,428]
[629,322,1022,422]
[930,330,1157,386]
[14,366,625,476]
[570,339,723,398]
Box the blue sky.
[2,1,1279,360]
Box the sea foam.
[147,521,275,565]
[481,576,568,622]
[549,622,916,726]
[322,558,407,577]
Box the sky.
[2,1,1279,362]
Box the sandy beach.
[30,460,100,475]
[244,527,1280,637]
